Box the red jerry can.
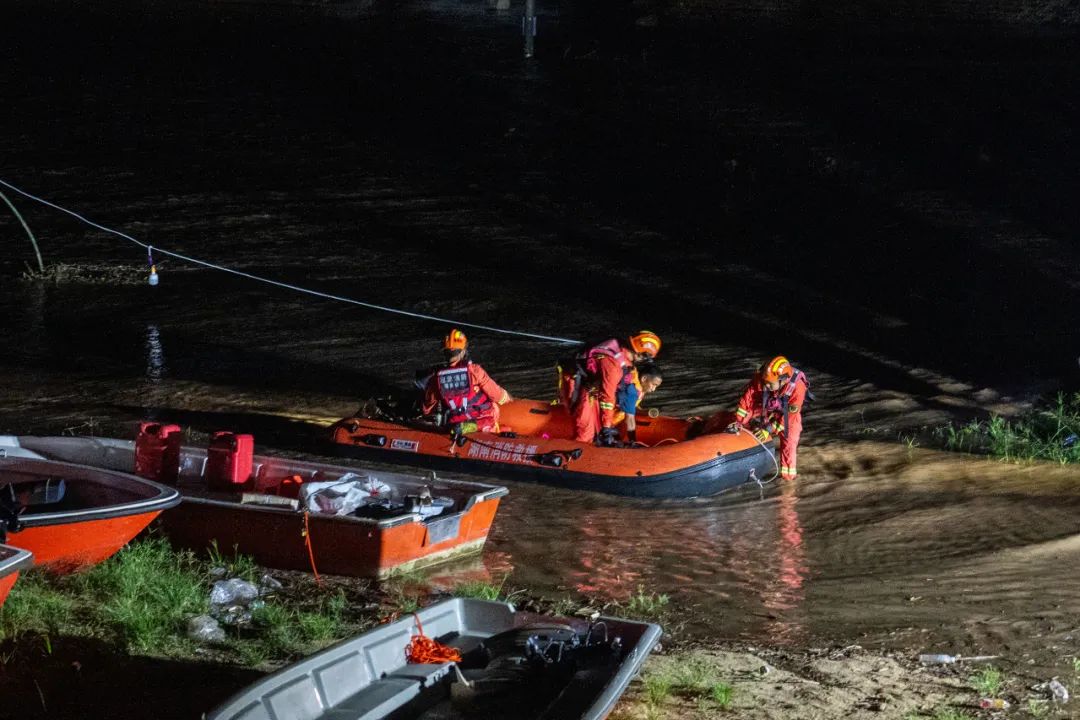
[205,431,254,491]
[134,422,182,484]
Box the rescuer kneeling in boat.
[728,356,810,480]
[613,363,663,446]
[560,331,661,446]
[423,328,512,435]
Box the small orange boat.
[0,456,180,572]
[0,544,33,607]
[331,399,776,498]
[6,435,508,578]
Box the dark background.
[2,0,1078,426]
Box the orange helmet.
[761,355,792,383]
[629,331,662,358]
[443,328,468,352]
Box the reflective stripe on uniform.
[736,408,749,418]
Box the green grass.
[0,572,75,638]
[1072,657,1080,676]
[206,540,261,583]
[451,575,519,602]
[0,538,364,666]
[643,674,673,705]
[968,666,1003,696]
[638,653,735,713]
[936,392,1080,464]
[622,585,670,620]
[75,537,208,651]
[1027,698,1049,718]
[710,682,734,709]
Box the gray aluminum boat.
[0,544,33,607]
[206,598,661,720]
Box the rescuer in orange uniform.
[423,329,512,435]
[561,331,661,446]
[728,356,809,480]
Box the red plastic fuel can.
[134,422,182,484]
[206,432,254,491]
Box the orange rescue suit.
[423,360,509,433]
[734,370,809,480]
[572,347,633,443]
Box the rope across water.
[0,177,581,345]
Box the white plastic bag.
[300,473,392,516]
[187,614,226,643]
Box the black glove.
[596,427,621,448]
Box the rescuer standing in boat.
[423,329,512,435]
[560,331,661,446]
[728,356,809,480]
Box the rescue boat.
[0,545,33,607]
[0,456,180,572]
[330,399,776,499]
[4,435,508,578]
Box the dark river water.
[3,0,1080,671]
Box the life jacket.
[615,369,643,414]
[436,363,493,425]
[580,338,625,376]
[563,338,633,406]
[762,369,811,435]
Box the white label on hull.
[467,441,538,463]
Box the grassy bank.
[0,537,369,667]
[928,392,1080,464]
[1,537,665,671]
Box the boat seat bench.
[329,663,454,720]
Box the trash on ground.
[258,573,283,596]
[209,578,263,626]
[210,578,260,607]
[918,652,998,665]
[187,614,226,643]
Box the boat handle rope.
[0,177,581,345]
[736,425,780,496]
[301,510,323,586]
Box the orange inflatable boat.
[331,400,776,498]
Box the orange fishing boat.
[0,545,32,607]
[0,456,180,572]
[331,399,776,498]
[5,435,508,578]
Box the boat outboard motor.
[0,495,24,543]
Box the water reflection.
[145,324,166,380]
[760,481,807,643]
[480,481,814,640]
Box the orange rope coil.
[405,613,462,664]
